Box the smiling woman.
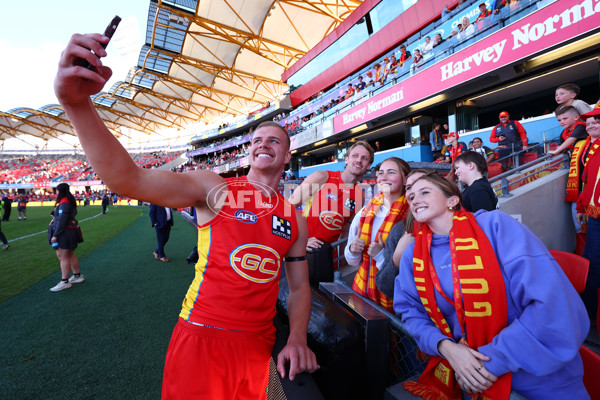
[394,173,590,399]
[344,156,410,310]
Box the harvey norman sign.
[334,0,600,134]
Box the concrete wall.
[498,169,575,252]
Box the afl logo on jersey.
[235,210,257,224]
[319,210,344,231]
[230,244,281,283]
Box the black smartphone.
[76,15,121,70]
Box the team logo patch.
[319,210,344,231]
[343,198,356,212]
[272,215,292,240]
[230,244,281,283]
[235,210,257,224]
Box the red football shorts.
[161,318,275,400]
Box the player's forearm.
[286,283,311,345]
[63,100,139,194]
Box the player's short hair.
[255,121,290,150]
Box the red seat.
[549,249,590,294]
[487,162,504,178]
[521,152,538,164]
[580,346,600,399]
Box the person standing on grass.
[0,216,9,250]
[48,183,84,292]
[149,203,173,262]
[17,195,28,220]
[54,32,317,399]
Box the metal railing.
[489,138,569,198]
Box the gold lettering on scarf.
[415,277,426,292]
[414,258,425,271]
[458,255,484,270]
[465,302,492,317]
[454,238,479,250]
[420,297,432,312]
[460,278,489,294]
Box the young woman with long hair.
[394,173,589,399]
[344,157,410,310]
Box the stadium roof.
[0,0,363,147]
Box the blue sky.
[0,0,151,112]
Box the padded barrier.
[277,272,368,399]
[307,243,334,288]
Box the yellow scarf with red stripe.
[403,211,511,400]
[566,138,591,202]
[352,193,408,310]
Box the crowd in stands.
[0,151,181,185]
[0,154,92,185]
[132,151,181,169]
[273,0,533,137]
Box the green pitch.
[0,205,197,399]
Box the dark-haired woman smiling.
[394,173,589,399]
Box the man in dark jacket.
[149,203,174,262]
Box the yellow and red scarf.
[579,137,600,218]
[566,138,592,202]
[352,193,408,310]
[403,211,511,400]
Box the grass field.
[0,205,140,303]
[0,205,198,399]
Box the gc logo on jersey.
[272,215,292,240]
[230,244,281,283]
[235,210,257,224]
[319,210,344,231]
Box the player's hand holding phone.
[54,16,121,106]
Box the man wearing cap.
[475,2,491,23]
[490,111,528,163]
[443,132,468,163]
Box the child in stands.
[443,132,467,163]
[555,83,592,116]
[453,151,498,212]
[549,106,588,155]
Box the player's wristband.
[285,255,306,262]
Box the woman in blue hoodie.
[394,172,589,400]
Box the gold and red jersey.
[303,170,363,244]
[179,176,298,333]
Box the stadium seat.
[580,346,600,399]
[520,152,538,164]
[487,162,504,179]
[548,249,589,294]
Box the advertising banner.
[334,0,599,133]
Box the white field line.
[8,213,104,242]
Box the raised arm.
[288,170,329,208]
[54,33,225,209]
[277,210,318,380]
